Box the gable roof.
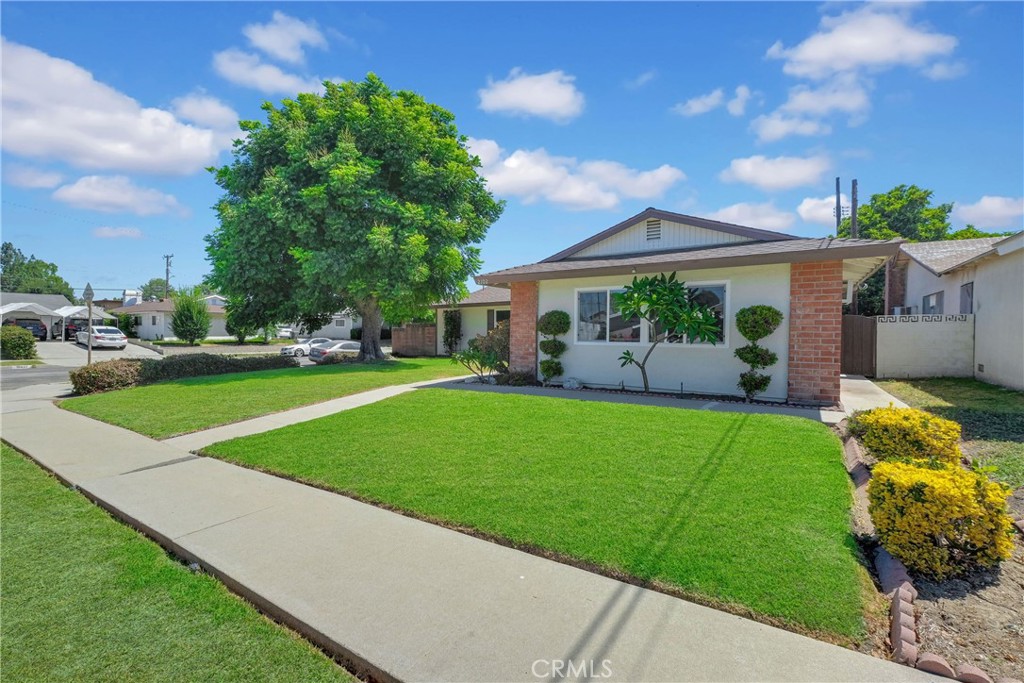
[0,291,74,309]
[433,286,511,308]
[541,207,799,263]
[901,237,1006,275]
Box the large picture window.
[576,290,640,343]
[653,284,727,344]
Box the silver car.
[76,326,128,350]
[309,340,361,364]
[279,337,332,357]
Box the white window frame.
[335,318,346,327]
[573,287,642,346]
[655,279,731,350]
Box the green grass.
[61,358,466,439]
[203,389,866,638]
[0,358,44,366]
[877,378,1024,488]
[0,443,351,682]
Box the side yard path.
[1,401,939,682]
[0,443,350,682]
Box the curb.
[128,339,163,355]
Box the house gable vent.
[645,218,662,241]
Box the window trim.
[573,287,642,346]
[959,282,974,314]
[654,279,731,350]
[922,290,944,315]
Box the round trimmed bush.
[735,305,783,342]
[1,325,37,360]
[849,405,961,465]
[539,359,563,383]
[737,370,772,400]
[734,343,777,370]
[70,359,143,395]
[537,310,570,337]
[538,338,567,358]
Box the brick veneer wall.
[788,261,843,404]
[509,281,539,377]
[391,323,437,357]
[884,253,909,314]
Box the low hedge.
[70,353,298,395]
[849,405,962,466]
[1,326,37,360]
[314,352,360,365]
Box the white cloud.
[719,154,831,192]
[750,113,832,143]
[467,137,684,211]
[922,61,968,80]
[93,226,143,239]
[4,165,63,189]
[672,88,724,117]
[726,85,752,116]
[766,5,958,80]
[1,38,224,175]
[779,74,871,118]
[625,70,656,89]
[243,11,326,65]
[213,48,323,95]
[53,176,188,217]
[797,194,850,226]
[478,69,585,122]
[171,93,239,130]
[954,196,1024,228]
[707,202,795,231]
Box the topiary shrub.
[869,460,1014,579]
[537,309,570,383]
[69,359,143,395]
[733,305,783,401]
[1,325,37,360]
[849,405,961,466]
[442,309,462,355]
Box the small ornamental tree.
[170,286,211,346]
[442,309,462,355]
[733,305,783,401]
[613,273,719,393]
[537,309,570,384]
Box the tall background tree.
[206,74,503,360]
[1,242,75,300]
[170,286,211,345]
[139,277,174,301]
[838,185,1010,316]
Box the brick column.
[509,281,538,377]
[788,261,843,405]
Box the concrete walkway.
[1,386,937,682]
[841,375,909,414]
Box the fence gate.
[841,315,876,376]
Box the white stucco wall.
[135,313,228,340]
[301,313,362,340]
[904,260,982,315]
[876,315,975,379]
[536,264,791,400]
[973,247,1024,390]
[435,306,511,354]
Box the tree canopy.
[140,277,174,301]
[205,74,504,360]
[1,242,75,300]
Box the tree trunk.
[355,299,387,361]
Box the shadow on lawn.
[157,358,440,388]
[547,414,745,681]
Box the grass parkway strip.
[201,388,868,639]
[60,357,466,439]
[0,444,352,682]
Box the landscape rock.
[562,377,581,390]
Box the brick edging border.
[841,433,1022,683]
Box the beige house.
[885,232,1024,390]
[434,287,511,354]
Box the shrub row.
[1,326,37,360]
[70,353,298,395]
[850,405,961,466]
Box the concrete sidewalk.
[1,393,936,682]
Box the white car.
[279,337,332,357]
[76,326,128,350]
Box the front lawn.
[61,358,465,438]
[203,389,866,638]
[877,378,1024,489]
[0,444,351,682]
[153,338,292,346]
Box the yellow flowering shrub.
[849,405,961,465]
[868,461,1014,579]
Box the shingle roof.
[433,287,511,308]
[108,300,226,314]
[477,238,901,285]
[901,237,1005,275]
[0,292,74,309]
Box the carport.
[52,305,116,340]
[0,302,62,339]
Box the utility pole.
[163,254,174,300]
[835,177,841,231]
[83,283,94,366]
[851,180,859,238]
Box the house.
[203,294,229,307]
[433,287,511,354]
[291,310,363,340]
[475,207,900,404]
[110,299,228,341]
[884,232,1023,390]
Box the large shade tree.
[1,242,75,301]
[205,75,503,360]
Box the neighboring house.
[475,207,900,404]
[203,294,229,307]
[433,287,511,354]
[92,298,123,311]
[293,310,363,340]
[885,233,1023,390]
[110,299,228,340]
[0,291,73,310]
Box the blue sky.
[2,2,1022,298]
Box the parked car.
[63,318,89,341]
[279,337,332,357]
[76,326,128,350]
[309,340,360,364]
[4,318,48,341]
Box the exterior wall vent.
[645,218,662,241]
